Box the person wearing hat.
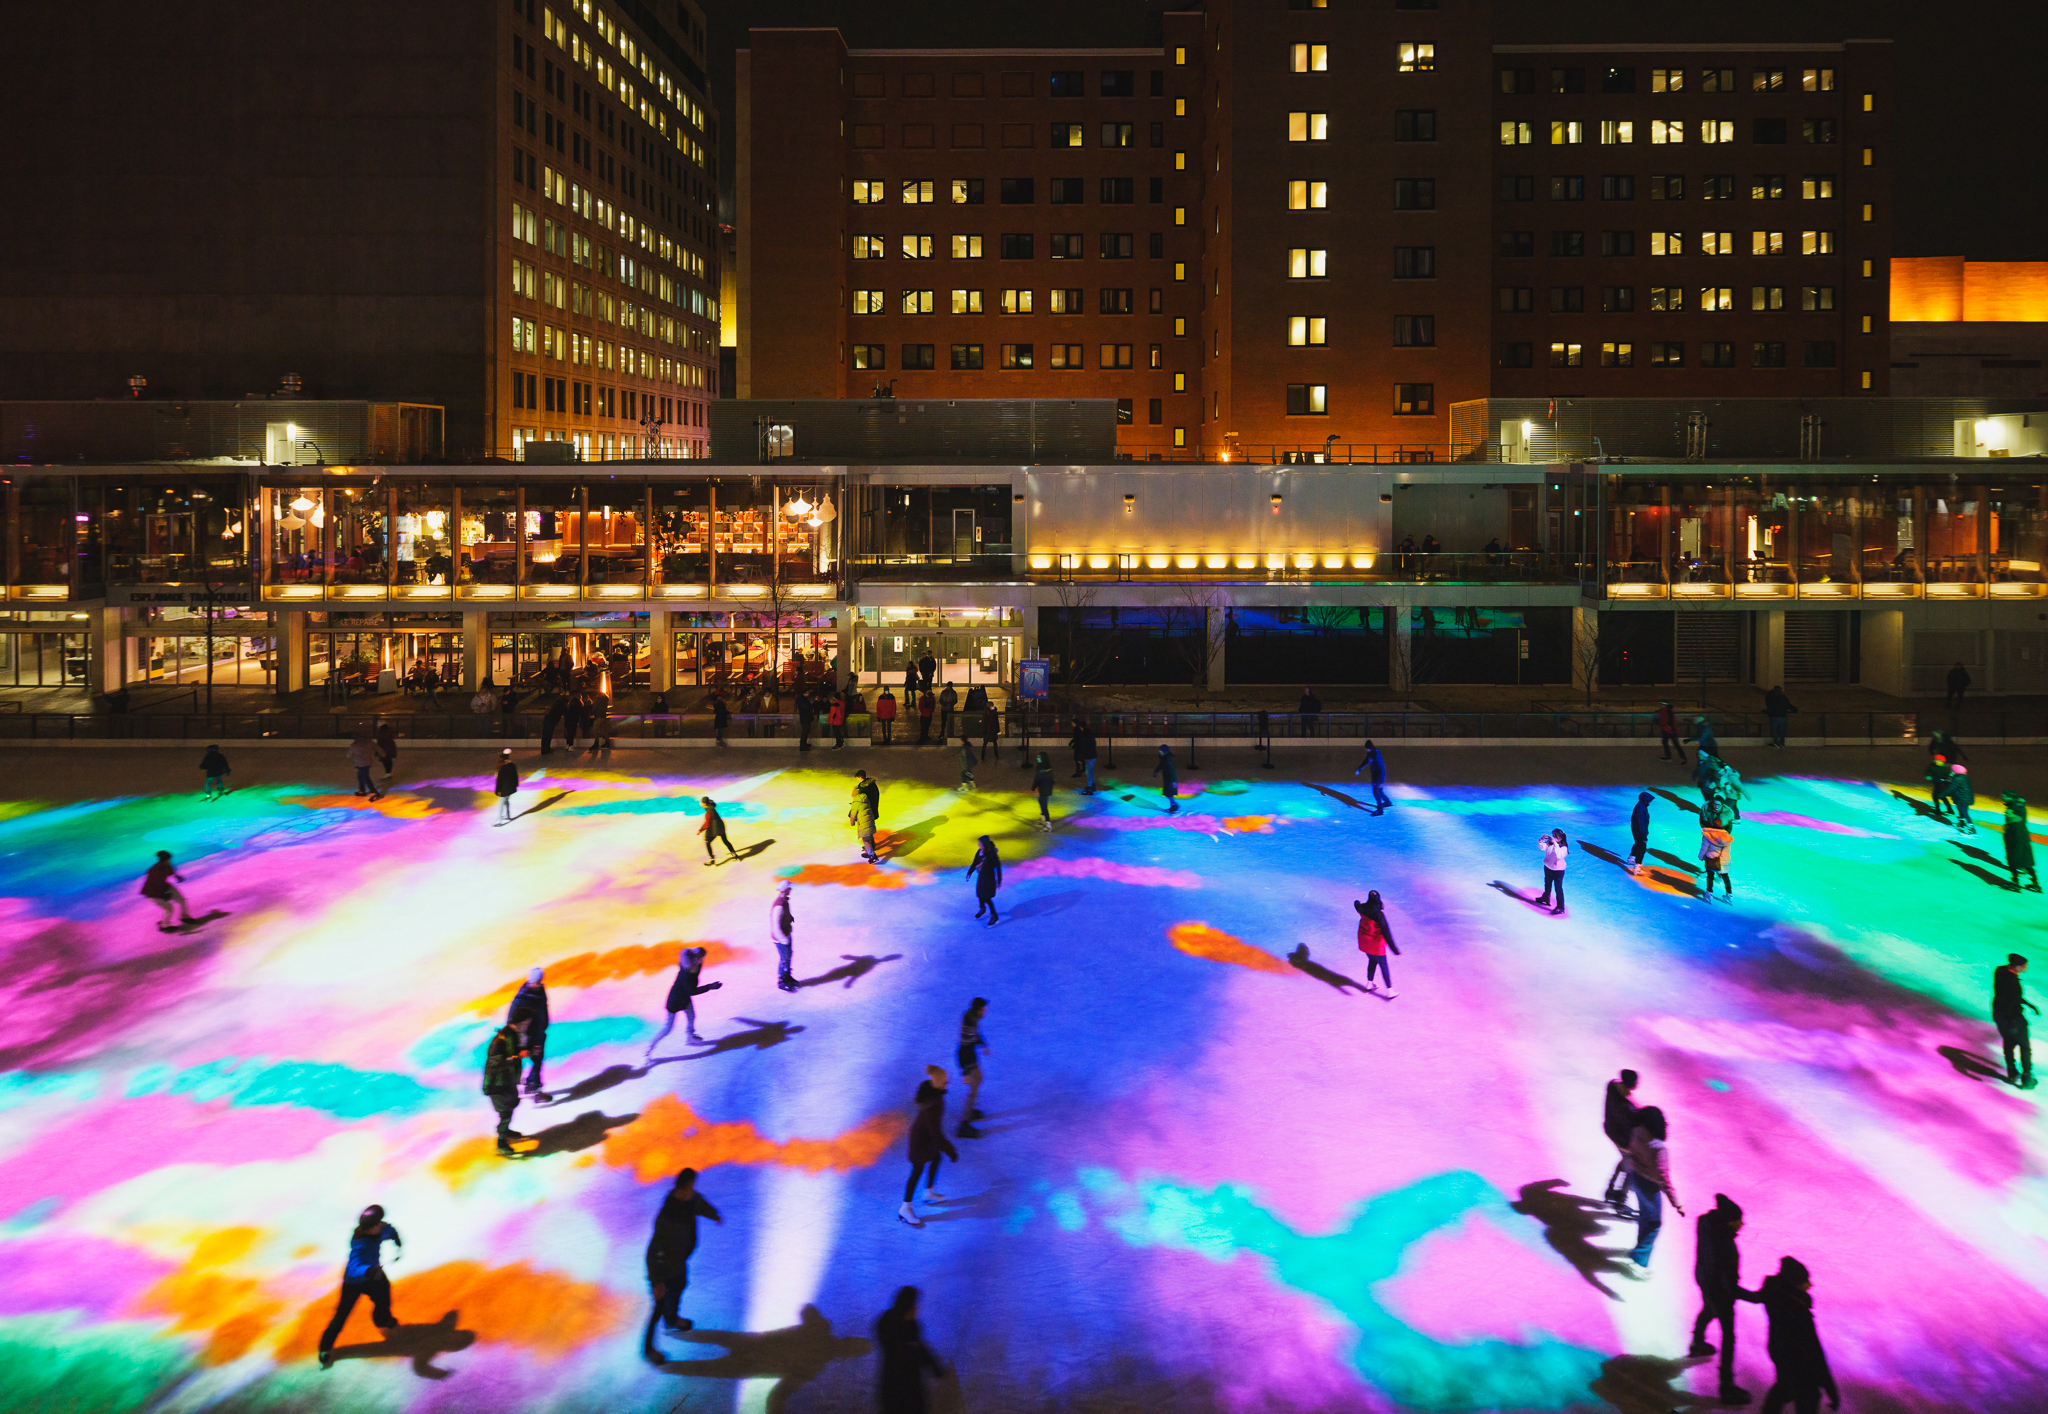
[1757,1256,1838,1414]
[1689,1193,1761,1404]
[508,966,551,1098]
[493,748,519,825]
[1152,743,1180,815]
[2003,794,2040,892]
[316,1204,403,1368]
[850,771,880,863]
[770,880,798,992]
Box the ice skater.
[1070,718,1098,793]
[876,1286,949,1413]
[646,945,724,1055]
[1032,751,1055,830]
[315,1205,403,1368]
[1619,1104,1681,1275]
[1627,791,1653,874]
[899,1065,958,1226]
[1925,752,1955,821]
[1538,829,1570,914]
[967,835,1002,924]
[1354,740,1390,813]
[508,967,550,1098]
[2004,793,2040,891]
[958,736,977,792]
[771,880,797,992]
[956,997,989,1137]
[1948,761,1978,835]
[850,772,880,863]
[483,1019,526,1157]
[698,797,741,864]
[1757,1258,1839,1414]
[1700,814,1734,898]
[1602,1069,1641,1151]
[493,748,519,824]
[1152,744,1180,814]
[1656,701,1688,765]
[1689,1193,1761,1405]
[347,734,383,800]
[1994,952,2037,1089]
[140,850,194,930]
[712,691,732,748]
[376,722,399,782]
[1353,891,1401,997]
[199,744,231,800]
[641,1168,724,1364]
[1763,685,1795,749]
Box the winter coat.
[1153,753,1178,790]
[1759,1276,1837,1393]
[699,804,729,839]
[1601,1082,1637,1149]
[1655,705,1678,734]
[1949,765,1976,810]
[1693,1208,1747,1302]
[968,842,1001,896]
[1630,796,1652,840]
[1033,763,1054,796]
[713,699,732,729]
[2005,800,2035,868]
[375,726,398,758]
[828,699,846,727]
[1699,825,1733,869]
[907,1080,959,1165]
[1070,728,1098,761]
[494,761,519,797]
[917,693,936,720]
[1625,1127,1673,1195]
[508,981,550,1040]
[645,1190,720,1275]
[1354,904,1399,957]
[665,960,717,1012]
[1361,748,1386,784]
[876,1308,944,1414]
[876,693,898,721]
[1764,687,1795,717]
[346,739,376,769]
[482,1027,523,1095]
[1540,837,1569,871]
[200,747,230,777]
[1994,963,2030,1025]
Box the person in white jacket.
[1538,830,1569,915]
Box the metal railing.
[1112,443,1440,465]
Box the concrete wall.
[1023,465,1391,557]
[1390,483,1518,550]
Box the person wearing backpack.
[1353,891,1401,997]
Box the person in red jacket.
[1354,890,1402,997]
[828,694,847,749]
[1656,700,1688,765]
[916,690,936,745]
[140,850,193,931]
[875,685,898,745]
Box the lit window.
[900,289,935,314]
[1549,342,1583,368]
[1288,248,1329,279]
[1700,120,1734,144]
[951,178,984,204]
[1600,342,1634,367]
[1551,119,1583,145]
[1174,371,1186,391]
[1803,68,1835,91]
[999,288,1034,314]
[853,180,885,204]
[1287,111,1330,141]
[1600,119,1633,145]
[1801,230,1834,254]
[1392,383,1433,415]
[900,179,935,204]
[1285,383,1328,414]
[1650,119,1685,145]
[1287,316,1327,346]
[1287,180,1329,210]
[1650,231,1683,256]
[851,344,885,370]
[1699,286,1734,311]
[1750,285,1786,311]
[1000,343,1033,369]
[1173,427,1187,447]
[1049,344,1084,369]
[853,289,885,314]
[950,234,983,259]
[901,235,935,259]
[1500,121,1533,145]
[1650,68,1684,93]
[950,289,983,313]
[1751,230,1785,255]
[1802,175,1835,199]
[1752,68,1786,91]
[1290,43,1328,73]
[1802,285,1835,311]
[1397,43,1435,73]
[853,235,885,260]
[1700,231,1734,255]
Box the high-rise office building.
[1,0,723,463]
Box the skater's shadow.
[514,790,573,820]
[1937,1044,2009,1083]
[801,954,902,990]
[920,1177,1024,1224]
[1646,847,1698,874]
[535,1063,641,1107]
[653,1304,873,1414]
[1007,890,1081,921]
[1304,782,1372,813]
[326,1310,477,1379]
[724,839,776,863]
[959,1099,1054,1138]
[875,818,940,862]
[1650,788,1699,816]
[1286,944,1370,995]
[1579,842,1636,874]
[163,910,232,934]
[1509,1179,1628,1299]
[1949,856,2016,892]
[1590,1353,1720,1414]
[1488,880,1558,913]
[521,1109,638,1157]
[670,1018,805,1059]
[1581,844,1704,898]
[1888,789,1950,824]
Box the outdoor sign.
[1019,657,1050,700]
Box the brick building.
[736,3,1893,461]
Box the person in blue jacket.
[1628,790,1654,875]
[317,1205,403,1367]
[1354,741,1390,814]
[507,967,550,1098]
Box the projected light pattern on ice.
[0,757,2043,1412]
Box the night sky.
[704,0,2048,262]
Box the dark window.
[1601,66,1636,93]
[1393,178,1436,210]
[1100,232,1135,258]
[1702,341,1736,367]
[1552,67,1586,94]
[1101,69,1135,97]
[1116,397,1134,424]
[1752,174,1787,200]
[1498,286,1533,312]
[1394,109,1436,142]
[1650,342,1684,366]
[1100,287,1134,314]
[1803,118,1837,144]
[1285,383,1327,415]
[1803,340,1837,368]
[1001,343,1033,369]
[950,344,984,370]
[1649,174,1685,200]
[1393,383,1434,415]
[1000,177,1035,203]
[1392,315,1435,346]
[1394,246,1436,278]
[1601,175,1635,200]
[1753,118,1788,144]
[1751,342,1786,368]
[999,233,1035,259]
[1149,287,1163,313]
[1149,176,1163,203]
[1703,174,1736,201]
[1050,70,1085,97]
[1600,230,1635,256]
[1548,286,1585,313]
[1149,69,1164,97]
[1500,67,1536,94]
[1049,233,1084,258]
[1148,398,1163,425]
[1501,230,1535,257]
[1395,0,1439,8]
[1550,175,1585,201]
[1602,285,1635,312]
[1499,175,1536,202]
[1100,177,1135,204]
[1149,232,1164,258]
[902,343,937,370]
[1498,342,1534,368]
[1150,120,1164,147]
[956,178,985,204]
[1551,230,1585,256]
[1050,177,1084,204]
[852,344,885,370]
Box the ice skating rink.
[3,743,2044,1413]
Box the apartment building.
[1,0,721,463]
[737,2,1893,461]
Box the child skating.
[1354,891,1401,997]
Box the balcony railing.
[1113,442,1440,465]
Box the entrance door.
[952,509,977,558]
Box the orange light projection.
[1893,257,2048,322]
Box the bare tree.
[1164,582,1228,702]
[1050,581,1115,690]
[1573,609,1603,708]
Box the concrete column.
[1389,602,1413,694]
[834,614,852,688]
[1860,607,1905,696]
[1571,606,1598,697]
[649,609,673,692]
[462,611,489,690]
[278,610,308,695]
[1755,608,1786,688]
[1205,606,1227,691]
[92,605,125,695]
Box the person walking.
[646,946,724,1055]
[1628,791,1654,875]
[1994,953,2038,1089]
[315,1205,403,1368]
[956,998,990,1137]
[874,686,896,745]
[982,705,1000,761]
[850,773,880,863]
[967,835,1002,924]
[1619,1105,1680,1275]
[712,691,731,749]
[698,797,742,865]
[1298,686,1323,736]
[1924,751,1955,822]
[1602,1070,1641,1152]
[917,650,937,693]
[1032,752,1055,830]
[958,736,977,792]
[1071,718,1098,793]
[141,850,194,931]
[1354,891,1401,997]
[484,1020,526,1157]
[1948,762,1979,835]
[347,735,383,801]
[539,694,565,756]
[1700,816,1735,899]
[199,744,231,801]
[1763,686,1795,749]
[1656,701,1689,765]
[1152,744,1180,815]
[770,880,797,992]
[1538,830,1570,914]
[1353,741,1390,814]
[876,1286,949,1414]
[375,722,399,782]
[1946,660,1972,711]
[916,688,936,745]
[1689,1193,1761,1405]
[641,1168,724,1364]
[1757,1258,1839,1414]
[2003,793,2040,892]
[508,967,550,1099]
[492,748,519,825]
[938,682,959,742]
[902,662,920,707]
[899,1065,958,1226]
